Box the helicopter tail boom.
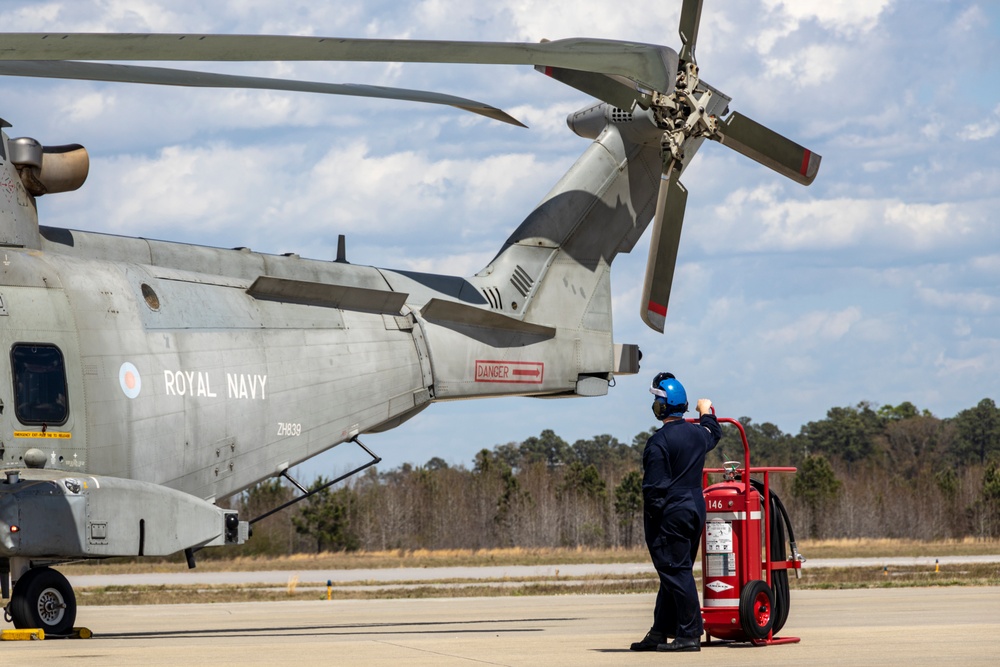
[387,122,658,401]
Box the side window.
[11,343,69,425]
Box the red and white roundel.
[119,362,142,399]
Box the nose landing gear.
[4,567,77,637]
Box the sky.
[1,0,998,480]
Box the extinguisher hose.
[749,479,796,635]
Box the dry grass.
[60,546,652,575]
[77,577,658,606]
[792,562,1000,589]
[794,537,1000,559]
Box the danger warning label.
[474,360,544,384]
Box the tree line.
[228,397,1000,556]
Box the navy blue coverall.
[642,413,722,640]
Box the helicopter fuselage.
[0,226,609,503]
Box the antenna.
[335,234,349,263]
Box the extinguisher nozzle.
[792,546,806,579]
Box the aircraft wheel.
[739,579,774,641]
[10,567,77,636]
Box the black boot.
[630,629,665,651]
[657,636,701,652]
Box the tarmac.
[2,587,999,665]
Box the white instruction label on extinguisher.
[706,553,737,577]
[705,519,733,554]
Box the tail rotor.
[637,0,822,332]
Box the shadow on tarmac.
[98,616,580,641]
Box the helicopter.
[0,0,818,635]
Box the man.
[630,372,721,653]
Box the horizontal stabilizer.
[421,298,555,337]
[247,276,408,314]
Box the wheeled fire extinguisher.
[700,417,804,646]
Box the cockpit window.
[11,343,69,425]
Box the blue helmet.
[649,371,688,420]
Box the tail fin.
[468,122,662,334]
[384,117,664,401]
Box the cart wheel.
[739,579,774,641]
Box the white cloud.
[920,119,946,142]
[12,0,194,31]
[935,347,1000,377]
[851,314,897,343]
[280,141,557,237]
[761,0,894,37]
[762,43,848,86]
[401,250,495,276]
[6,2,61,28]
[462,152,550,210]
[92,0,184,30]
[762,307,862,345]
[749,0,893,72]
[708,187,981,255]
[958,104,1000,141]
[63,90,117,123]
[740,0,897,93]
[506,102,588,138]
[505,1,676,42]
[93,143,283,235]
[951,5,988,35]
[882,202,968,248]
[916,285,1000,315]
[862,161,892,173]
[971,255,1000,274]
[62,135,562,264]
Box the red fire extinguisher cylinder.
[702,479,763,640]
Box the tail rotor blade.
[678,0,704,64]
[640,162,688,333]
[715,112,821,185]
